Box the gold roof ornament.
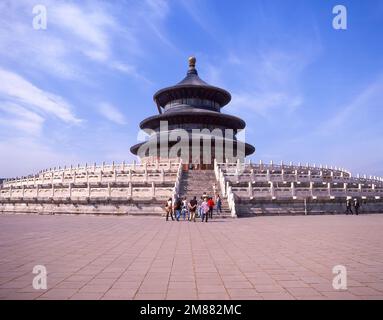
[188,56,196,69]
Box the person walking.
[188,196,198,222]
[165,198,174,221]
[197,197,203,218]
[353,198,360,215]
[207,197,215,219]
[216,194,222,215]
[181,197,188,220]
[345,198,353,215]
[174,196,182,221]
[201,199,209,222]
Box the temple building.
[130,57,255,169]
[0,57,382,216]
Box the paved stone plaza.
[0,214,383,300]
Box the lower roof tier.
[130,134,255,158]
[140,109,246,130]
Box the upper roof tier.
[153,57,232,109]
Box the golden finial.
[188,56,196,68]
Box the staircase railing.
[214,159,237,218]
[226,184,237,218]
[172,158,183,202]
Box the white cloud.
[0,0,168,82]
[201,43,319,120]
[110,62,152,84]
[0,103,44,136]
[316,77,383,136]
[0,67,81,124]
[50,2,115,63]
[231,91,303,118]
[98,103,127,125]
[0,137,82,178]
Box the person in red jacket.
[207,197,215,219]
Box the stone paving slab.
[0,214,383,300]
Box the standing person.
[198,197,203,218]
[201,198,209,222]
[207,197,215,219]
[353,198,360,215]
[165,198,174,221]
[181,197,188,221]
[188,196,198,222]
[174,196,182,221]
[345,198,353,215]
[216,194,222,215]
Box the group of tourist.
[345,198,361,215]
[165,193,222,222]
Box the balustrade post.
[270,182,275,198]
[328,183,332,197]
[291,182,295,198]
[160,169,164,184]
[151,182,155,199]
[236,158,241,173]
[250,169,255,183]
[128,182,132,199]
[248,181,253,199]
[310,182,314,197]
[344,183,348,197]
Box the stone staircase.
[178,170,233,218]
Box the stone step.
[178,170,232,217]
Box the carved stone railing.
[216,161,383,187]
[2,160,182,188]
[0,183,175,202]
[172,159,183,202]
[214,159,236,217]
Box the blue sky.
[0,0,382,178]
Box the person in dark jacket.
[345,198,353,215]
[353,198,360,215]
[216,195,222,214]
[188,196,198,222]
[174,196,182,221]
